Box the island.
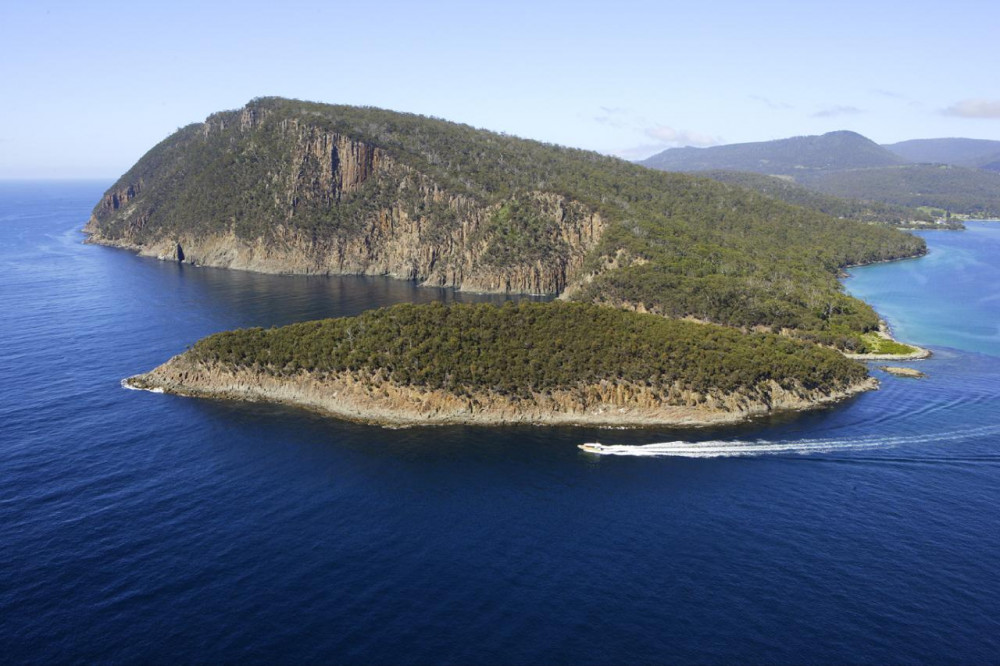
[94,97,931,425]
[125,302,876,426]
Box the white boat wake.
[580,424,1000,458]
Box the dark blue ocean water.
[2,181,999,664]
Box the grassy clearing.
[860,332,918,355]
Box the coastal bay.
[3,183,1000,664]
[88,98,937,428]
[7,1,1000,662]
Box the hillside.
[642,130,1000,215]
[884,138,1000,169]
[697,171,942,227]
[86,97,924,349]
[641,131,903,175]
[126,302,876,427]
[980,155,1000,172]
[799,164,1000,217]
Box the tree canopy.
[190,301,869,401]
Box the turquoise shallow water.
[846,221,1000,357]
[1,183,999,663]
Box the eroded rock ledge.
[126,354,877,428]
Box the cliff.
[87,187,606,295]
[124,302,878,427]
[126,347,877,428]
[86,97,925,345]
[84,103,605,294]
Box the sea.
[2,180,999,664]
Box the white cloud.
[643,125,718,147]
[812,105,864,118]
[594,106,720,160]
[611,143,674,160]
[749,95,793,110]
[943,99,1000,119]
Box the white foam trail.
[586,424,1000,458]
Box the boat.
[578,442,606,453]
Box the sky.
[1,0,999,178]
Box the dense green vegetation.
[92,97,925,348]
[641,131,903,174]
[859,333,918,356]
[568,179,923,350]
[801,165,1000,217]
[697,171,938,226]
[189,302,869,400]
[478,199,566,267]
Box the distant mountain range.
[883,138,1000,171]
[641,132,1000,216]
[642,131,903,175]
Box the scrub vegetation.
[92,97,925,351]
[190,302,869,399]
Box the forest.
[190,302,870,401]
[696,170,947,227]
[91,97,926,350]
[801,165,1000,217]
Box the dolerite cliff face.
[122,301,879,428]
[87,96,926,348]
[85,101,606,295]
[126,353,877,428]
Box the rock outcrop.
[87,190,606,294]
[85,96,927,349]
[126,354,877,428]
[85,101,607,296]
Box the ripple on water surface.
[2,184,1000,663]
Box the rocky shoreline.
[82,180,608,297]
[879,366,926,378]
[124,354,879,428]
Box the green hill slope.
[188,302,868,397]
[127,301,875,426]
[87,97,924,349]
[800,164,1000,217]
[697,170,941,226]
